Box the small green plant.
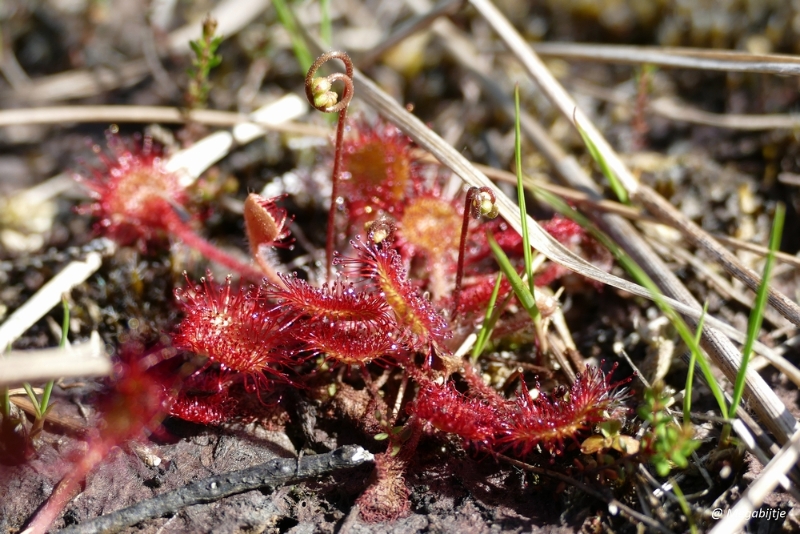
[484,85,543,333]
[728,203,784,417]
[639,382,700,477]
[23,295,69,443]
[471,272,504,362]
[186,16,224,111]
[272,0,313,71]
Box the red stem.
[327,106,347,282]
[453,187,480,314]
[452,187,497,314]
[23,441,109,534]
[304,51,354,283]
[167,215,267,282]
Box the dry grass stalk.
[572,79,800,131]
[533,42,800,76]
[0,105,326,137]
[0,332,109,386]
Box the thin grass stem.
[729,203,785,417]
[684,302,708,424]
[471,272,504,362]
[272,0,313,71]
[514,85,535,294]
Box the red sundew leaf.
[497,364,631,456]
[244,193,293,252]
[155,363,243,425]
[74,131,188,247]
[173,274,300,387]
[168,389,241,425]
[266,273,393,324]
[396,194,461,262]
[462,219,524,267]
[449,273,513,315]
[537,216,613,288]
[412,379,509,446]
[335,239,451,348]
[540,216,585,247]
[413,365,631,458]
[533,263,572,287]
[294,320,407,366]
[144,353,272,425]
[340,118,416,220]
[356,452,411,522]
[75,133,270,281]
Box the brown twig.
[54,446,373,534]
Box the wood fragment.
[56,446,374,534]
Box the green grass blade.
[575,118,629,205]
[320,0,332,46]
[59,295,69,349]
[2,387,9,419]
[471,272,504,362]
[531,187,727,416]
[684,301,708,423]
[23,383,41,417]
[488,233,539,321]
[38,296,71,415]
[728,203,785,418]
[273,0,314,71]
[670,478,698,534]
[514,85,534,294]
[39,382,55,419]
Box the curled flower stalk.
[453,186,498,314]
[305,51,354,282]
